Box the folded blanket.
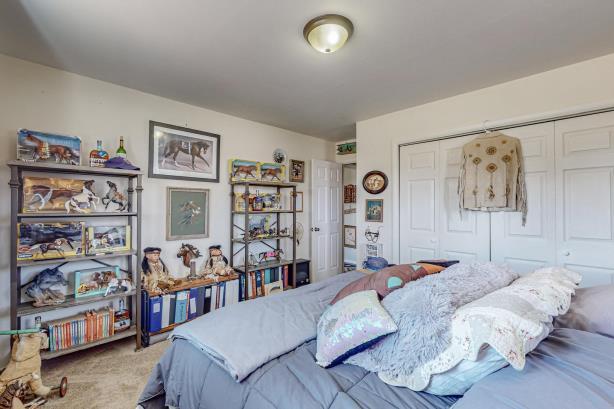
[171,271,364,382]
[345,262,518,381]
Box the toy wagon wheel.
[58,377,68,397]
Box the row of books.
[143,279,240,333]
[47,307,115,352]
[239,265,288,300]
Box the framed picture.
[289,159,305,183]
[74,266,120,298]
[17,128,82,165]
[292,191,304,212]
[365,199,383,222]
[229,159,260,182]
[362,171,388,194]
[149,121,220,182]
[166,187,209,240]
[86,226,131,255]
[17,222,84,260]
[259,162,286,183]
[336,141,356,155]
[343,225,357,248]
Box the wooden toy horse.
[177,243,202,268]
[162,139,210,170]
[101,181,130,211]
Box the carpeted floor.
[41,338,168,409]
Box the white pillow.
[383,266,580,395]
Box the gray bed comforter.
[138,328,614,409]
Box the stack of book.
[240,265,287,300]
[143,279,240,333]
[47,307,115,352]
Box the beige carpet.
[41,338,168,409]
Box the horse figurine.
[101,181,130,211]
[177,243,202,268]
[26,185,76,211]
[161,139,210,170]
[65,180,99,213]
[232,165,258,179]
[23,133,80,165]
[261,167,282,181]
[30,238,72,258]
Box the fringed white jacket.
[458,132,527,225]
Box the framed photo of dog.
[149,121,221,182]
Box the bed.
[138,272,614,409]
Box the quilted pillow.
[387,266,581,395]
[316,290,397,368]
[330,264,429,305]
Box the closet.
[399,111,614,287]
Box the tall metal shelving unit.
[8,160,143,358]
[229,181,297,301]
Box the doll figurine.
[200,245,234,278]
[141,247,177,294]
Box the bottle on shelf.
[89,139,110,167]
[116,136,127,158]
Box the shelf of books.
[8,159,144,358]
[140,274,240,347]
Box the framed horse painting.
[149,121,221,182]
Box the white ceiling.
[2,1,614,141]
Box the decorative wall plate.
[362,171,388,194]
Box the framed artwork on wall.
[290,159,305,182]
[343,225,356,248]
[362,170,388,194]
[166,187,210,240]
[149,121,220,182]
[365,199,383,222]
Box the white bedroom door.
[438,136,490,263]
[554,112,614,286]
[311,159,342,281]
[399,141,441,263]
[490,122,556,274]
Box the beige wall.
[0,54,333,365]
[356,52,614,264]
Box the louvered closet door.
[438,136,490,262]
[490,123,556,274]
[399,141,440,263]
[555,112,614,286]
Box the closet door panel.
[555,112,614,286]
[399,141,440,263]
[490,123,556,275]
[439,136,490,262]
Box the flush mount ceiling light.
[303,14,354,54]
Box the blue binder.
[148,296,163,333]
[174,291,188,324]
[188,287,199,320]
[196,286,206,316]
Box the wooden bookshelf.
[144,273,239,296]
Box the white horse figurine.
[65,180,100,213]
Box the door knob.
[429,238,438,244]
[562,250,571,257]
[311,227,320,232]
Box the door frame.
[391,100,614,263]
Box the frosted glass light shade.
[304,14,353,54]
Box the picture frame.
[74,266,120,298]
[166,187,210,240]
[17,128,82,165]
[362,171,388,194]
[259,162,286,183]
[289,159,305,183]
[229,159,260,182]
[336,141,356,155]
[343,225,357,248]
[17,222,84,260]
[86,225,131,254]
[149,121,221,183]
[365,199,383,222]
[292,191,304,212]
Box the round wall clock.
[362,171,388,194]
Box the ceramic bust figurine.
[200,245,234,278]
[141,247,177,294]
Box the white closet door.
[555,112,614,286]
[399,141,440,263]
[490,123,556,274]
[439,136,490,262]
